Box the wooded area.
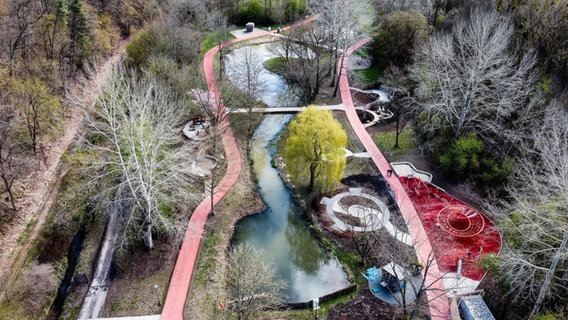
[0,0,567,319]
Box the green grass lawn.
[373,127,416,161]
[354,67,381,85]
[263,57,286,74]
[200,31,237,56]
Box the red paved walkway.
[338,38,451,319]
[162,18,454,319]
[161,17,320,320]
[160,45,242,319]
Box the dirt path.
[0,42,127,303]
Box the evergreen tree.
[68,0,90,67]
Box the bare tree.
[215,244,285,320]
[6,0,49,74]
[424,0,446,25]
[81,68,199,249]
[410,8,537,140]
[274,24,331,104]
[497,100,568,317]
[383,67,413,148]
[372,210,453,320]
[10,77,60,155]
[228,46,265,102]
[47,0,68,61]
[310,0,374,95]
[190,80,237,216]
[0,105,21,211]
[345,207,381,265]
[226,46,266,132]
[375,0,446,21]
[208,11,231,81]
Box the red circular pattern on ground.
[448,213,470,230]
[400,177,502,281]
[437,206,485,237]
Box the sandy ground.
[0,42,127,299]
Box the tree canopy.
[85,69,199,249]
[410,8,537,141]
[497,101,568,316]
[372,10,430,71]
[283,106,347,192]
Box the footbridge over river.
[227,104,391,128]
[227,104,345,113]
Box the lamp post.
[153,284,161,307]
[313,297,320,319]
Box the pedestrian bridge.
[227,104,345,114]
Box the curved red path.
[160,47,242,319]
[161,18,320,320]
[162,18,456,319]
[338,38,451,319]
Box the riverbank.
[183,113,267,319]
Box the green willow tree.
[283,106,347,192]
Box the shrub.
[438,133,483,180]
[238,0,265,24]
[438,134,512,191]
[372,10,430,71]
[284,0,306,22]
[126,30,159,69]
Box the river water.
[226,44,349,302]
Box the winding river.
[226,44,349,302]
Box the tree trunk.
[309,162,317,191]
[50,12,61,60]
[333,52,346,97]
[145,223,154,249]
[218,48,223,81]
[395,116,402,148]
[529,230,568,319]
[330,43,339,87]
[209,168,216,216]
[1,175,16,211]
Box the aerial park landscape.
[1,1,566,319]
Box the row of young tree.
[368,1,567,318]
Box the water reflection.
[228,44,349,303]
[285,209,325,274]
[225,43,297,107]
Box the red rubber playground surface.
[399,177,502,280]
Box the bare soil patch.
[103,236,178,317]
[353,91,376,105]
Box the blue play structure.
[362,266,380,281]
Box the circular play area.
[323,189,390,232]
[320,188,413,245]
[437,205,485,237]
[399,176,501,281]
